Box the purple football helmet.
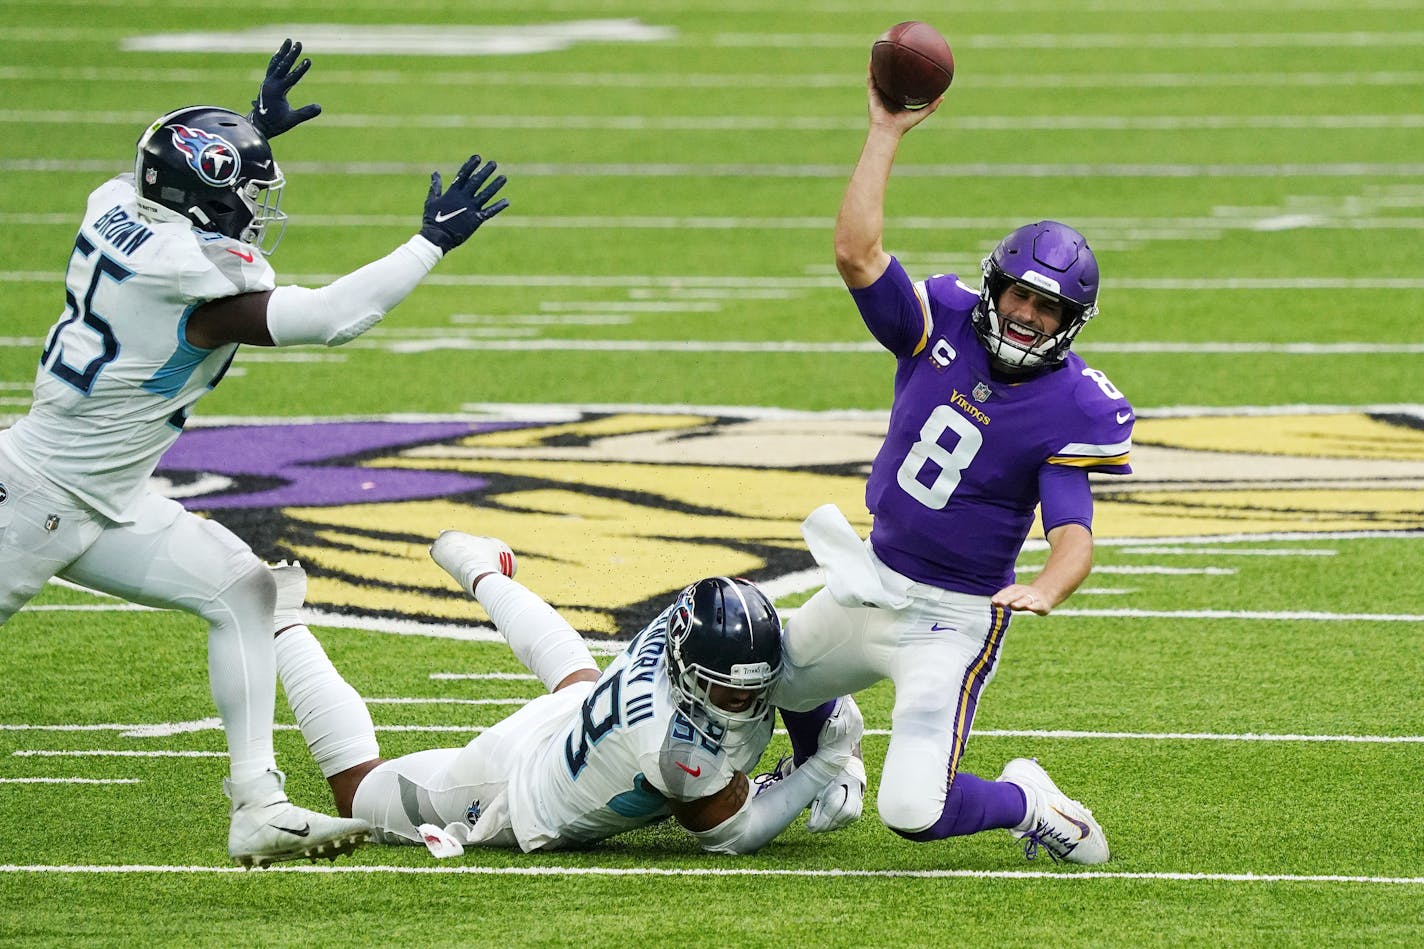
[133,106,287,255]
[972,220,1100,372]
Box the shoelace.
[752,755,795,796]
[1021,819,1079,862]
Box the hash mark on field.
[13,750,227,758]
[2,864,1421,886]
[1021,565,1239,575]
[363,698,531,706]
[429,673,538,681]
[119,718,222,738]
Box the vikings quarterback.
[0,41,507,866]
[765,71,1133,864]
[268,534,861,856]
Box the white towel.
[800,504,911,610]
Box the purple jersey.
[852,258,1133,595]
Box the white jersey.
[2,175,274,523]
[506,603,774,850]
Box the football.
[870,21,954,111]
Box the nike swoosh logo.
[1051,806,1091,839]
[434,208,468,223]
[270,822,311,838]
[930,623,955,632]
[675,761,701,777]
[1116,411,1132,424]
[226,248,254,263]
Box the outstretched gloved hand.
[249,38,322,138]
[418,155,510,253]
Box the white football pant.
[0,456,279,783]
[771,579,1012,835]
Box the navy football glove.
[418,155,510,253]
[248,38,322,139]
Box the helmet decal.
[168,124,241,187]
[668,602,692,643]
[1018,269,1061,295]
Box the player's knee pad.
[195,554,275,631]
[876,779,942,835]
[876,720,954,834]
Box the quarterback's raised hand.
[249,38,322,139]
[418,155,510,253]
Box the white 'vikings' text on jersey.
[2,175,273,523]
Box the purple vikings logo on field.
[154,410,1424,637]
[169,124,240,186]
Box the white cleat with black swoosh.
[225,770,369,868]
[999,757,1109,865]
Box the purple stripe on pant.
[897,604,1027,841]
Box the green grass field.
[2,1,1423,946]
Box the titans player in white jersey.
[269,533,861,856]
[0,41,508,866]
[764,70,1134,864]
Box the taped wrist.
[693,755,840,855]
[265,235,444,347]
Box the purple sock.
[895,773,1028,842]
[778,701,837,766]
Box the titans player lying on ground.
[269,533,862,856]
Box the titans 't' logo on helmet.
[168,124,242,187]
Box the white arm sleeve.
[692,754,840,855]
[265,235,444,347]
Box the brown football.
[870,21,954,111]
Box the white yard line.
[363,697,530,706]
[8,108,1424,131]
[9,270,1424,293]
[2,65,1422,90]
[1120,547,1337,556]
[8,159,1424,179]
[10,728,1422,744]
[0,777,140,784]
[0,863,1420,885]
[1050,608,1424,622]
[6,212,1424,233]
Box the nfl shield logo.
[972,381,992,402]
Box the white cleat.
[429,531,517,596]
[999,757,1109,865]
[268,560,307,632]
[225,770,369,869]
